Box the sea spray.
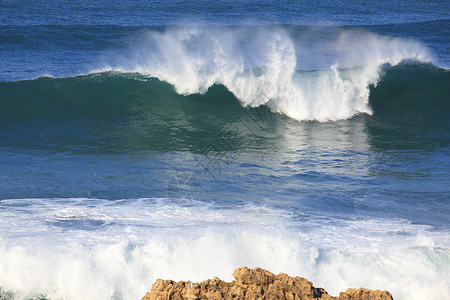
[100,26,431,121]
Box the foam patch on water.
[100,26,432,121]
[0,198,448,299]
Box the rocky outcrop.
[142,267,393,300]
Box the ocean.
[0,0,449,299]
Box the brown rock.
[233,267,275,285]
[338,288,394,300]
[142,267,393,300]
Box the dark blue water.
[0,1,449,299]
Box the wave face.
[0,62,450,157]
[0,62,450,127]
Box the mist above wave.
[100,25,431,121]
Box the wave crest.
[100,26,432,121]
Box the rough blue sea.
[0,1,449,299]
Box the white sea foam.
[0,198,448,300]
[101,26,431,121]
